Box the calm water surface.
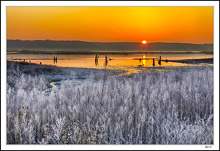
[7,53,213,74]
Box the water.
[7,53,213,74]
[7,52,213,91]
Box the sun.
[142,40,147,44]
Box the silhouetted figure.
[24,59,25,62]
[153,59,155,66]
[53,57,57,64]
[95,54,99,66]
[165,59,168,63]
[105,55,108,66]
[40,62,42,65]
[158,56,161,65]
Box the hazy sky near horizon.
[7,7,213,44]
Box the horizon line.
[7,39,213,45]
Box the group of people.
[95,54,165,67]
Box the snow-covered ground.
[7,61,213,144]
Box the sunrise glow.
[7,7,213,44]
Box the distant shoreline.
[7,50,213,55]
[7,39,213,44]
[7,40,213,53]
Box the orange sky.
[7,7,213,44]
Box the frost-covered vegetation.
[7,61,213,144]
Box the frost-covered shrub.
[7,62,213,144]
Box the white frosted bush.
[7,62,213,144]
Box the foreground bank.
[7,61,213,144]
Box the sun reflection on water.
[7,53,213,76]
[142,54,146,66]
